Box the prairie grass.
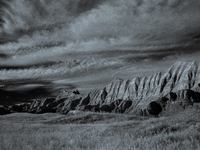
[0,108,200,150]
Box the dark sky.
[0,0,200,83]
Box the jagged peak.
[110,61,199,85]
[164,61,198,77]
[84,61,200,105]
[169,61,198,70]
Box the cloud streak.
[0,0,200,47]
[0,0,200,85]
[0,55,123,80]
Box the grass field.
[1,108,200,150]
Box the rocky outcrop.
[56,92,82,114]
[77,61,200,115]
[2,61,200,116]
[27,90,82,114]
[28,98,57,113]
[9,103,30,113]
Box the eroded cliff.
[2,61,200,116]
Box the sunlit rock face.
[86,61,200,103]
[83,61,200,114]
[2,61,200,116]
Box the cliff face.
[2,61,200,116]
[84,61,200,114]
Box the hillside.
[1,61,200,116]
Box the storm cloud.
[0,0,200,47]
[0,0,200,84]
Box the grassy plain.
[1,108,200,150]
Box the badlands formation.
[1,61,200,116]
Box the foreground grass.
[1,108,200,150]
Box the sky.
[0,0,200,94]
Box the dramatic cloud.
[1,0,200,47]
[0,0,200,89]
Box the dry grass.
[1,108,200,150]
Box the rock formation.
[74,61,200,116]
[1,61,200,116]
